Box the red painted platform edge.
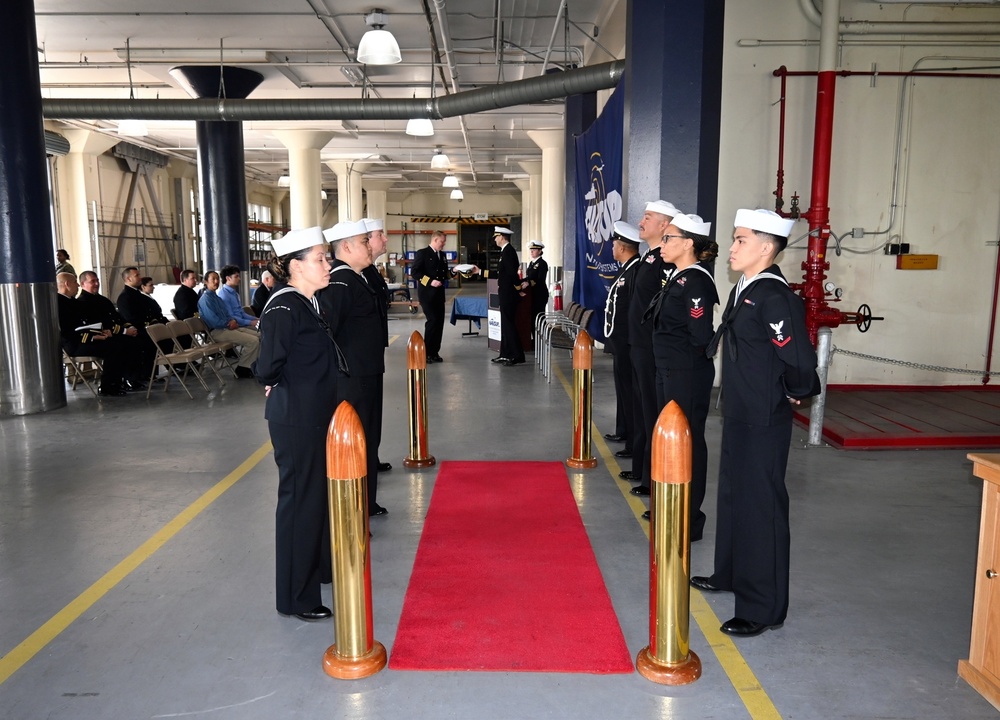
[792,411,1000,450]
[826,384,1000,393]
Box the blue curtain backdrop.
[573,84,624,342]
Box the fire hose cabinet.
[959,453,1000,711]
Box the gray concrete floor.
[0,290,996,719]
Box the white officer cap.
[734,208,795,238]
[323,220,369,243]
[645,200,679,218]
[493,226,513,235]
[528,240,545,249]
[270,226,325,257]
[612,221,640,244]
[362,217,384,232]
[672,213,712,237]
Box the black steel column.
[623,0,725,222]
[170,67,263,275]
[0,0,65,415]
[196,121,250,273]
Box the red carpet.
[389,461,633,673]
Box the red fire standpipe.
[797,70,846,344]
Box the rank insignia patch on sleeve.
[690,298,704,319]
[769,320,791,347]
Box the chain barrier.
[832,345,999,377]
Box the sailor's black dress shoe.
[378,461,393,472]
[614,449,632,458]
[690,576,725,592]
[491,357,509,363]
[603,433,626,442]
[720,617,779,637]
[619,470,636,481]
[293,605,332,621]
[369,503,388,517]
[630,485,650,496]
[502,358,524,366]
[641,510,650,521]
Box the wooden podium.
[959,453,1000,712]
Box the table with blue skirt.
[450,296,489,336]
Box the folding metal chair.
[185,317,239,378]
[62,350,103,398]
[145,323,210,399]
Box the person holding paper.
[57,273,135,396]
[411,230,479,363]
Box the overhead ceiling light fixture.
[442,173,459,188]
[118,38,148,137]
[356,9,402,65]
[430,149,450,169]
[277,175,292,187]
[406,118,434,137]
[450,189,464,201]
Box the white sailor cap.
[672,213,712,237]
[528,240,545,249]
[323,219,369,243]
[734,208,795,238]
[612,221,641,244]
[362,217,384,232]
[493,226,513,236]
[645,200,679,218]
[270,226,325,257]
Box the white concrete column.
[363,179,393,223]
[513,178,531,243]
[273,130,332,228]
[518,160,542,244]
[270,189,288,229]
[54,129,118,274]
[326,161,368,222]
[526,130,565,267]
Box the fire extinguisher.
[552,282,563,312]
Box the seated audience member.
[140,277,155,295]
[197,270,261,378]
[77,271,138,338]
[117,266,171,376]
[57,273,136,396]
[173,269,201,320]
[251,270,275,316]
[219,264,259,328]
[76,270,146,382]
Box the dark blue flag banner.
[573,84,624,343]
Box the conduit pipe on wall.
[798,0,1000,35]
[431,0,478,186]
[41,60,625,122]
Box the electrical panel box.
[896,254,939,270]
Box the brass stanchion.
[403,331,436,468]
[566,329,598,469]
[323,400,387,679]
[636,400,702,685]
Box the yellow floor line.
[0,441,273,687]
[552,362,782,719]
